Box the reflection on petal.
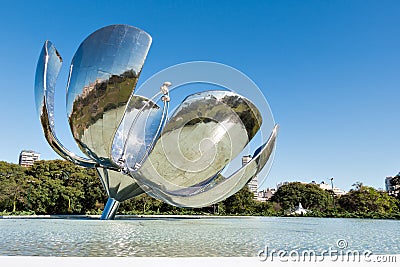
[34,26,151,210]
[34,40,96,168]
[67,25,152,167]
[35,24,278,217]
[96,168,144,202]
[140,124,278,207]
[111,95,167,171]
[132,91,270,207]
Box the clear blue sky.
[0,0,399,192]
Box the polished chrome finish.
[34,41,97,168]
[96,168,144,202]
[140,124,278,207]
[131,91,267,207]
[35,24,278,220]
[100,198,120,220]
[160,82,171,102]
[160,81,172,95]
[111,95,168,172]
[67,25,152,168]
[35,25,152,220]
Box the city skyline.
[0,1,399,192]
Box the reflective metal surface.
[34,41,97,168]
[100,198,120,220]
[67,25,152,168]
[111,95,167,172]
[131,91,273,207]
[139,126,278,207]
[35,25,152,219]
[35,24,278,219]
[96,168,143,202]
[132,61,277,190]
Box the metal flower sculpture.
[35,24,278,219]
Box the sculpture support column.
[100,198,120,220]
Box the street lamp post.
[330,177,336,211]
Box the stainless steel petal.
[96,168,144,202]
[34,40,97,168]
[132,91,264,206]
[141,124,278,207]
[111,95,167,171]
[209,124,279,204]
[67,25,152,168]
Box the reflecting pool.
[0,217,399,256]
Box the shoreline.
[0,214,258,220]
[1,214,399,221]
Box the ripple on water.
[0,217,399,256]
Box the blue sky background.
[0,0,399,191]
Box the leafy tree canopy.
[271,182,333,211]
[338,182,399,213]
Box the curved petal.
[67,25,152,168]
[141,124,278,207]
[132,91,267,207]
[34,40,96,168]
[96,168,144,202]
[111,95,168,171]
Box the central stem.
[100,198,120,220]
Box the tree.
[25,160,105,214]
[271,182,333,211]
[120,193,165,214]
[338,184,399,214]
[220,186,256,214]
[0,161,29,212]
[352,181,364,191]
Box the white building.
[257,188,277,201]
[277,180,346,196]
[19,150,40,167]
[315,181,346,196]
[243,155,258,200]
[385,175,400,196]
[277,181,290,189]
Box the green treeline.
[1,160,400,219]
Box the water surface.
[0,217,399,256]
